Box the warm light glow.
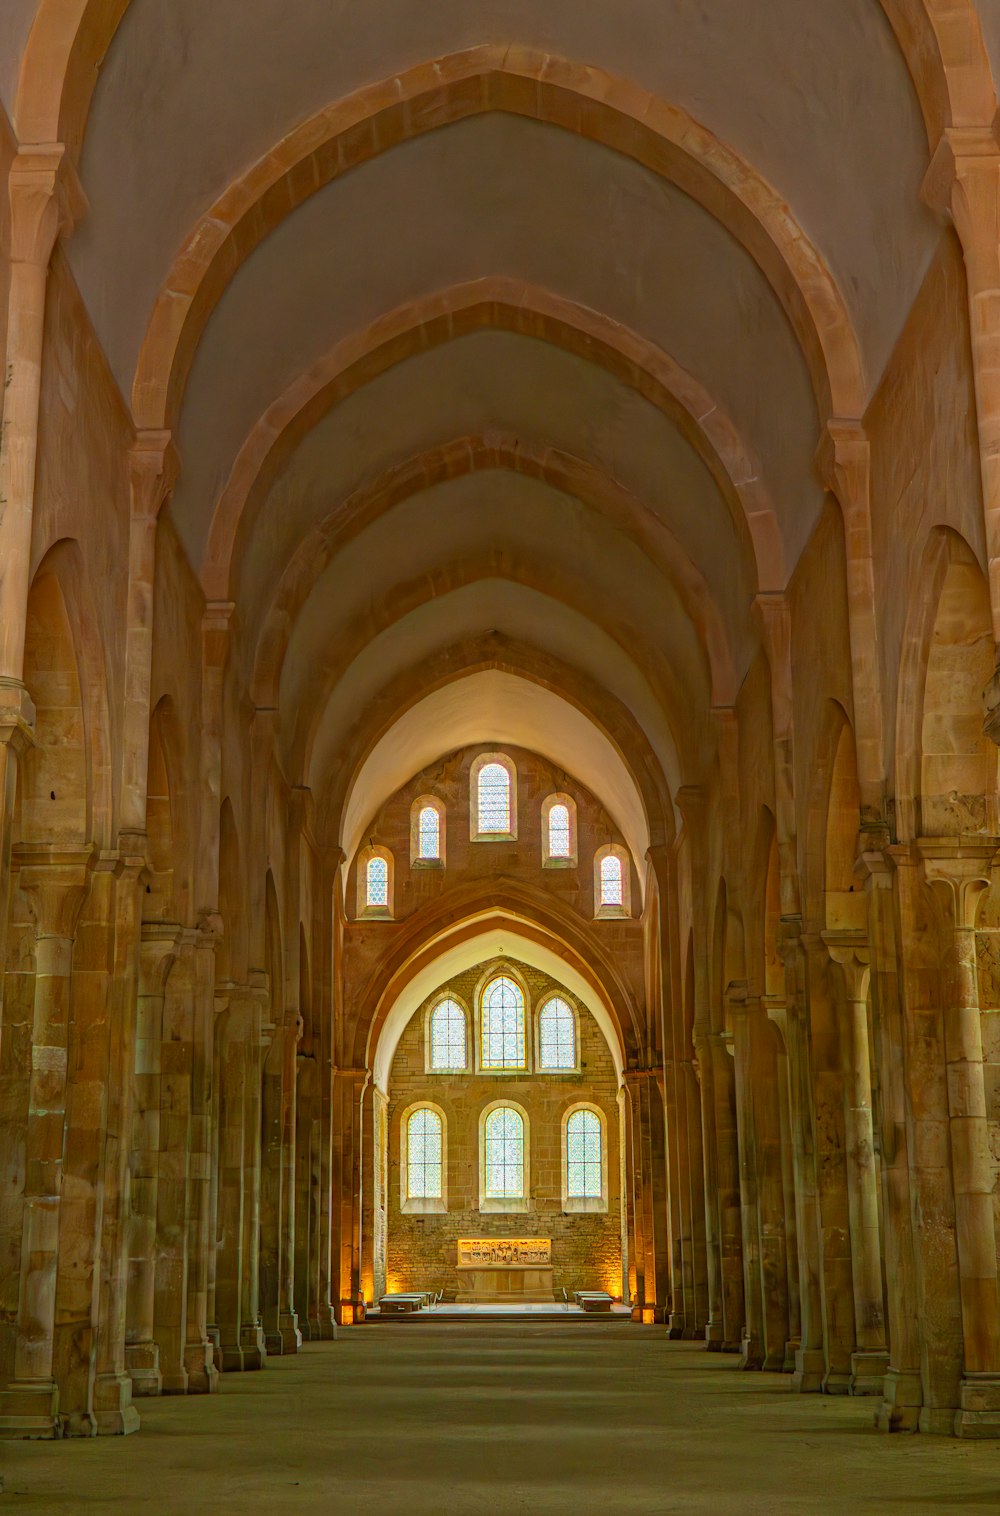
[341,1304,355,1326]
[642,1307,655,1324]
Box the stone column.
[0,851,91,1437]
[332,1068,369,1322]
[766,1003,802,1371]
[728,986,764,1368]
[181,924,219,1393]
[777,923,825,1392]
[920,838,1000,1437]
[857,840,923,1432]
[693,1030,724,1348]
[125,926,180,1395]
[0,149,83,1021]
[823,933,888,1396]
[710,1031,744,1351]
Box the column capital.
[821,929,871,1003]
[129,430,179,519]
[0,676,36,754]
[917,836,1000,927]
[815,419,870,512]
[8,143,86,266]
[13,845,95,937]
[139,920,184,993]
[921,125,1000,238]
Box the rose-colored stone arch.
[881,0,997,144]
[249,434,739,712]
[131,44,864,435]
[353,884,643,1077]
[205,278,783,606]
[314,633,676,860]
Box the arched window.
[410,795,445,866]
[541,792,577,867]
[401,1103,447,1213]
[594,843,631,918]
[483,1106,525,1199]
[406,1107,443,1198]
[600,853,622,906]
[357,844,394,918]
[548,803,571,857]
[478,763,510,833]
[480,974,527,1070]
[418,806,440,859]
[470,753,517,840]
[564,1106,607,1211]
[538,997,577,1070]
[428,997,467,1071]
[367,855,389,907]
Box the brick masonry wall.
[384,957,623,1298]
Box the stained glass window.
[538,997,576,1069]
[599,853,624,908]
[477,762,511,834]
[430,998,466,1070]
[418,805,440,860]
[567,1109,602,1199]
[407,1107,443,1199]
[548,803,571,858]
[484,1106,524,1198]
[481,975,526,1069]
[366,855,389,908]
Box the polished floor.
[4,1329,1000,1514]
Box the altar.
[455,1238,555,1303]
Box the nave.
[4,1326,999,1514]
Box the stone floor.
[3,1330,1000,1514]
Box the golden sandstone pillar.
[693,1029,724,1348]
[0,852,91,1436]
[823,933,888,1395]
[709,1031,744,1351]
[920,840,1000,1437]
[729,987,764,1367]
[125,926,179,1395]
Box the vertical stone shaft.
[710,1031,744,1351]
[182,930,220,1392]
[825,937,888,1395]
[0,856,90,1437]
[921,840,1000,1436]
[729,989,763,1367]
[694,1030,724,1347]
[126,929,178,1395]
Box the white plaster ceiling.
[231,331,758,682]
[71,0,934,403]
[0,1,36,119]
[168,116,818,571]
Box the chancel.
[3,3,1000,1511]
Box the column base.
[739,1331,765,1370]
[160,1365,189,1394]
[822,1367,852,1396]
[239,1322,267,1370]
[875,1368,922,1433]
[955,1373,1000,1439]
[279,1311,302,1353]
[667,1312,686,1340]
[783,1338,800,1374]
[59,1411,97,1438]
[93,1372,141,1435]
[0,1380,60,1439]
[125,1340,162,1397]
[313,1307,338,1341]
[206,1325,224,1375]
[762,1348,786,1372]
[704,1321,724,1352]
[791,1346,825,1393]
[919,1407,957,1435]
[184,1340,220,1394]
[849,1348,889,1397]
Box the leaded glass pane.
[366,855,389,907]
[481,975,526,1069]
[599,853,623,907]
[407,1107,443,1199]
[567,1109,602,1198]
[484,1106,524,1198]
[430,998,466,1070]
[418,805,440,860]
[548,803,571,858]
[538,997,576,1069]
[477,762,511,834]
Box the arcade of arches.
[4,0,1000,1480]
